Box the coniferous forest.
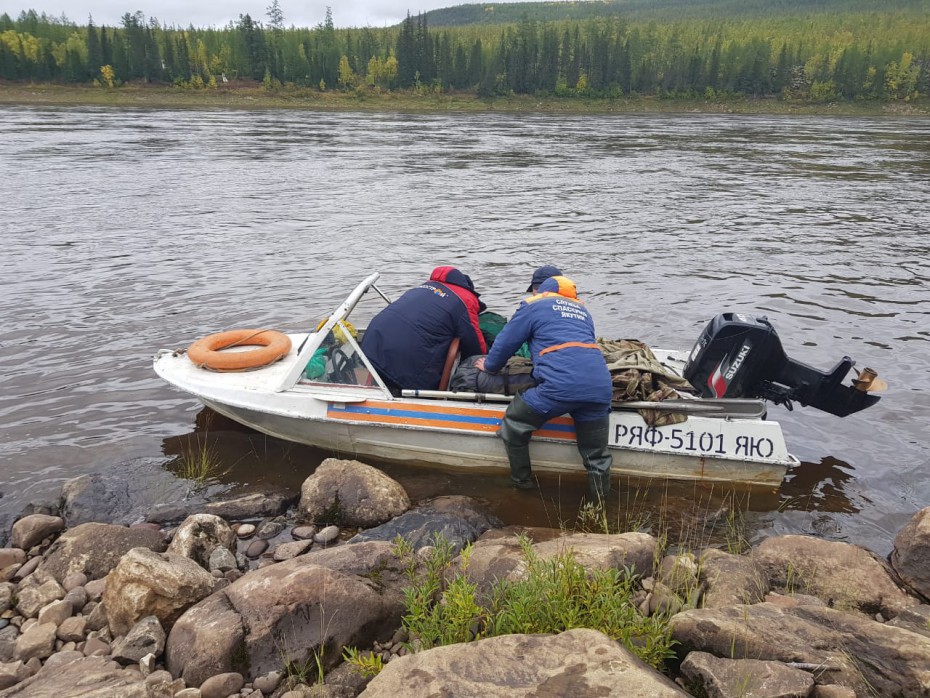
[1,1,928,103]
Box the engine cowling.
[682,313,882,417]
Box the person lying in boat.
[304,319,359,383]
[361,266,487,393]
[475,275,613,503]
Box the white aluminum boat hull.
[154,337,798,488]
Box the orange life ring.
[187,329,292,371]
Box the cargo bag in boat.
[450,355,537,395]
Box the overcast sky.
[8,1,549,29]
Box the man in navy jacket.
[362,266,486,392]
[476,275,613,502]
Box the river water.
[1,105,928,554]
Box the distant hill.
[422,0,927,26]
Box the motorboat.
[153,273,884,488]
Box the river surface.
[1,105,928,555]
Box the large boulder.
[166,541,405,686]
[103,547,216,636]
[166,514,236,570]
[299,459,410,528]
[890,506,930,600]
[753,534,918,618]
[359,628,690,697]
[59,459,192,528]
[699,548,768,608]
[34,523,167,584]
[0,655,147,697]
[350,496,501,553]
[671,601,930,696]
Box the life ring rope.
[187,329,292,372]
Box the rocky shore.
[1,457,929,697]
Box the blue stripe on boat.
[327,403,576,433]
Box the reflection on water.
[1,106,928,556]
[162,407,817,550]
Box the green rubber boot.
[575,416,613,505]
[499,394,548,489]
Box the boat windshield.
[300,319,376,387]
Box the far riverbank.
[1,82,928,116]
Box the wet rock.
[147,491,294,525]
[111,615,166,665]
[235,524,255,539]
[244,540,268,559]
[680,651,814,698]
[35,523,167,584]
[255,520,285,540]
[313,525,339,546]
[670,601,930,696]
[360,628,689,697]
[699,548,768,608]
[103,547,216,636]
[891,506,930,600]
[754,534,918,618]
[299,458,410,528]
[291,525,316,540]
[167,514,237,570]
[350,496,501,554]
[60,460,191,528]
[11,515,65,551]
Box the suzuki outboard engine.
[683,313,883,417]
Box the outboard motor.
[683,313,883,417]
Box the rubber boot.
[575,416,613,505]
[499,394,548,489]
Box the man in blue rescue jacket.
[476,275,613,502]
[362,266,487,392]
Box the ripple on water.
[0,107,928,554]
